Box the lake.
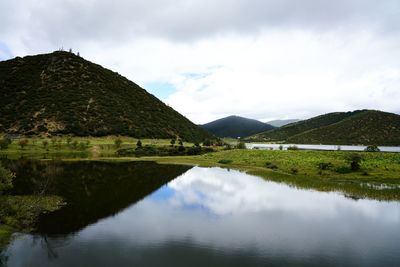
[247,143,400,152]
[1,160,400,266]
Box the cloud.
[0,0,399,123]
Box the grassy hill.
[250,110,400,145]
[0,51,213,142]
[201,115,274,138]
[288,110,400,145]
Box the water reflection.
[3,166,400,267]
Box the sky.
[1,0,399,124]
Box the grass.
[99,149,400,201]
[0,136,196,159]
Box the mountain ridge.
[250,110,400,145]
[0,51,213,142]
[201,115,274,138]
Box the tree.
[0,163,14,194]
[203,139,212,146]
[114,138,123,148]
[50,138,57,147]
[136,139,142,148]
[42,140,49,150]
[178,139,183,146]
[66,137,72,146]
[170,138,176,146]
[18,139,28,149]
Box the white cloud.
[1,0,399,123]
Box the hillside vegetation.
[251,110,400,145]
[0,51,213,142]
[201,115,274,138]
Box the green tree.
[114,138,123,148]
[170,138,176,146]
[0,163,14,194]
[136,139,142,148]
[72,140,79,149]
[66,137,72,147]
[42,140,49,150]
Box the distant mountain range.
[250,110,400,146]
[200,116,274,138]
[0,51,213,142]
[266,119,300,127]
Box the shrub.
[335,167,352,174]
[265,162,278,170]
[290,168,298,175]
[218,159,233,164]
[279,145,283,150]
[0,138,11,150]
[236,142,246,149]
[287,145,299,150]
[318,162,333,170]
[346,153,364,171]
[364,145,380,152]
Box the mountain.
[0,51,213,142]
[266,119,300,127]
[251,110,400,145]
[201,115,274,138]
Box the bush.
[335,167,352,174]
[287,145,299,150]
[364,145,380,152]
[0,138,11,150]
[318,162,333,170]
[218,159,232,164]
[265,162,278,170]
[290,168,298,175]
[346,153,364,171]
[18,139,29,149]
[236,142,246,149]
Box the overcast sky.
[1,0,399,123]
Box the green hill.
[0,51,213,142]
[251,110,400,146]
[200,115,274,138]
[288,110,400,146]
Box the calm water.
[247,143,400,152]
[1,160,400,267]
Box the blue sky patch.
[144,81,176,100]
